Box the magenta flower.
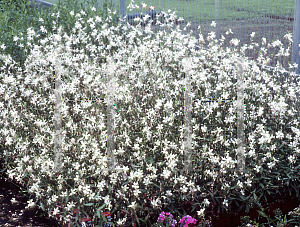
[179,215,197,227]
[157,212,177,227]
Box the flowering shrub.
[0,0,300,226]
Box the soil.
[0,162,61,227]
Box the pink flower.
[157,212,177,227]
[179,215,197,227]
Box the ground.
[0,168,60,227]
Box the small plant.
[272,208,291,227]
[240,216,259,227]
[288,205,300,226]
[155,211,177,227]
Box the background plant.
[0,0,118,71]
[288,205,300,226]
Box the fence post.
[292,0,300,75]
[183,57,193,173]
[120,0,126,25]
[215,0,220,41]
[54,50,63,173]
[106,57,116,171]
[236,58,245,173]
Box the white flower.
[128,201,137,209]
[143,177,152,186]
[95,16,102,23]
[257,106,264,116]
[70,11,74,16]
[40,26,47,33]
[250,32,255,39]
[13,36,19,42]
[166,190,173,197]
[75,21,82,30]
[203,198,210,206]
[237,180,243,189]
[26,199,36,209]
[11,197,18,204]
[180,185,188,193]
[151,198,161,208]
[223,199,228,207]
[133,189,141,197]
[66,201,76,211]
[161,168,171,179]
[39,18,44,23]
[197,208,205,217]
[271,40,282,47]
[52,207,60,216]
[230,38,239,46]
[267,162,275,169]
[51,194,58,203]
[117,217,127,226]
[5,136,13,146]
[0,43,6,50]
[91,6,96,11]
[276,130,284,139]
[27,27,36,40]
[288,155,295,164]
[284,33,293,43]
[211,21,216,27]
[225,29,233,35]
[254,165,261,173]
[245,179,252,187]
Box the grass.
[31,0,296,23]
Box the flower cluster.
[157,212,177,227]
[179,215,198,227]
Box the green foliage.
[0,0,119,69]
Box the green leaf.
[257,210,268,218]
[191,205,197,212]
[39,202,45,211]
[101,213,109,224]
[65,194,69,204]
[107,221,114,226]
[94,193,100,200]
[131,164,141,168]
[151,183,160,189]
[84,203,94,206]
